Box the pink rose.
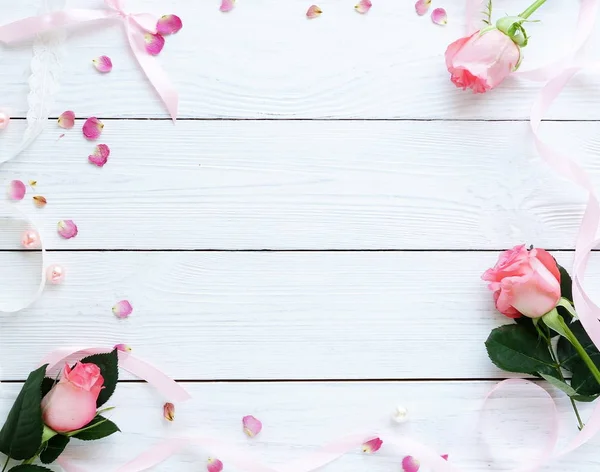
[41,362,104,432]
[482,245,561,319]
[445,29,520,93]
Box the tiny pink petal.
[402,456,420,472]
[441,454,449,461]
[163,402,175,421]
[114,343,132,352]
[58,111,75,129]
[88,144,110,167]
[362,437,383,453]
[113,300,133,319]
[431,7,447,25]
[306,5,322,18]
[8,180,26,201]
[355,0,372,14]
[207,458,223,472]
[414,0,430,15]
[242,415,262,437]
[57,220,78,239]
[220,0,235,12]
[0,109,10,130]
[93,56,113,73]
[83,117,104,140]
[144,33,165,55]
[157,14,183,34]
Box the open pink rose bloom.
[445,29,520,93]
[41,362,104,432]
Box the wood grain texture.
[1,120,598,250]
[0,251,595,380]
[2,0,599,119]
[0,381,597,471]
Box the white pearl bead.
[392,405,408,423]
[46,264,65,284]
[21,230,40,249]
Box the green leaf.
[39,435,70,464]
[9,466,54,472]
[72,416,120,441]
[557,320,598,372]
[557,263,573,302]
[40,378,56,399]
[485,324,560,377]
[539,373,577,396]
[571,352,600,397]
[78,350,119,407]
[0,365,46,460]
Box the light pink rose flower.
[445,29,520,93]
[41,362,104,432]
[482,245,561,319]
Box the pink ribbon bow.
[0,0,178,120]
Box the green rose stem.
[519,0,547,19]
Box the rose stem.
[519,0,547,19]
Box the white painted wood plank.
[0,381,597,471]
[0,251,595,380]
[2,0,599,119]
[0,120,596,250]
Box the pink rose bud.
[445,29,520,93]
[41,362,104,432]
[482,245,561,319]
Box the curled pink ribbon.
[0,0,178,120]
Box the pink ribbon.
[0,0,178,120]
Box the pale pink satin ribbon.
[0,0,178,120]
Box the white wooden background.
[1,0,600,470]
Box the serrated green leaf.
[40,378,55,400]
[0,365,46,459]
[539,373,577,396]
[557,263,573,302]
[485,324,560,377]
[9,466,54,472]
[78,350,119,407]
[571,352,600,397]
[72,416,120,441]
[557,320,598,372]
[39,434,70,464]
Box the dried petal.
[157,14,183,34]
[362,438,383,453]
[402,456,420,472]
[242,415,262,437]
[57,220,78,239]
[113,300,133,319]
[29,180,37,188]
[306,5,322,18]
[441,454,449,461]
[144,33,166,55]
[431,8,447,25]
[93,55,113,73]
[392,405,408,423]
[207,458,223,472]
[83,117,104,140]
[163,402,175,421]
[58,110,75,129]
[114,343,132,352]
[8,180,26,201]
[414,0,431,15]
[88,144,110,167]
[33,196,47,208]
[355,0,372,14]
[220,0,235,12]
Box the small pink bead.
[46,264,65,284]
[0,112,10,130]
[21,229,40,249]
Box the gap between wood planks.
[0,377,551,383]
[0,249,591,253]
[8,118,600,122]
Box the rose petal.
[414,0,431,15]
[402,456,420,472]
[29,180,37,188]
[58,111,75,129]
[207,458,223,472]
[355,0,372,14]
[362,437,383,453]
[88,144,110,167]
[431,7,447,25]
[306,5,322,18]
[113,300,133,319]
[83,117,104,140]
[392,405,408,423]
[157,14,183,34]
[144,33,166,55]
[220,0,235,12]
[163,402,175,421]
[8,180,26,201]
[92,56,113,73]
[242,415,262,437]
[441,454,449,461]
[57,220,78,239]
[114,343,132,352]
[33,196,47,208]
